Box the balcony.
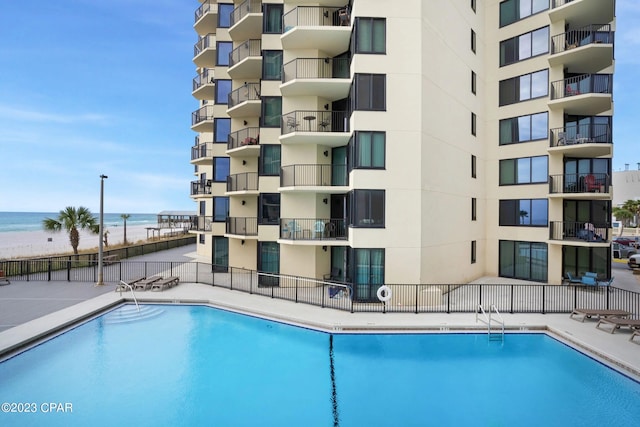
[190,180,212,197]
[228,39,262,79]
[191,142,214,164]
[548,123,612,156]
[281,6,351,56]
[192,68,215,100]
[280,58,351,100]
[226,172,259,194]
[548,173,611,199]
[191,105,215,133]
[229,0,262,41]
[227,83,261,118]
[279,218,348,243]
[191,215,215,232]
[550,0,615,28]
[279,110,350,147]
[226,217,258,238]
[548,74,612,115]
[280,164,348,193]
[549,221,610,244]
[549,24,613,73]
[193,34,217,68]
[194,0,218,35]
[227,127,261,156]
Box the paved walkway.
[1,245,638,379]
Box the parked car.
[612,242,637,259]
[628,253,640,269]
[613,237,638,248]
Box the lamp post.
[96,174,108,286]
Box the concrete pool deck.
[1,246,638,379]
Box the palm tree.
[42,206,99,255]
[622,199,640,227]
[121,214,131,244]
[613,206,634,237]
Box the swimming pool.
[0,304,639,426]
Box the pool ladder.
[476,304,504,342]
[118,280,140,312]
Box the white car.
[628,253,640,269]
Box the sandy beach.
[0,224,170,259]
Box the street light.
[96,174,108,286]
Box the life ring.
[376,285,392,303]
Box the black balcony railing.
[228,83,261,109]
[549,173,610,194]
[190,215,216,232]
[191,105,215,126]
[281,110,349,135]
[194,34,216,57]
[280,218,347,241]
[280,164,348,187]
[191,142,214,161]
[230,0,261,27]
[283,6,347,31]
[550,74,612,100]
[549,221,610,242]
[226,217,258,236]
[282,57,350,83]
[552,0,575,8]
[195,0,216,23]
[193,68,215,92]
[191,180,212,196]
[227,172,259,192]
[229,39,261,68]
[228,127,260,150]
[551,24,613,54]
[550,123,612,147]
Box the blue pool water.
[0,305,639,427]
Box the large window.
[500,0,549,27]
[499,199,548,226]
[218,3,234,28]
[258,194,280,225]
[563,246,609,280]
[217,41,233,66]
[499,69,548,106]
[213,197,229,222]
[215,118,231,143]
[352,248,385,302]
[500,27,549,66]
[258,242,280,286]
[213,157,230,182]
[499,156,548,185]
[212,237,229,272]
[352,74,385,111]
[355,18,385,53]
[499,112,548,145]
[353,131,385,169]
[261,96,281,127]
[215,79,232,104]
[263,50,283,80]
[499,241,548,282]
[351,190,384,227]
[259,145,281,176]
[263,3,283,34]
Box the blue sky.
[0,1,637,214]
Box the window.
[499,199,548,226]
[261,96,281,127]
[215,118,231,143]
[212,237,229,272]
[471,0,477,13]
[218,3,234,28]
[263,50,283,80]
[199,234,205,244]
[212,197,229,222]
[258,193,280,225]
[499,156,548,185]
[471,241,477,264]
[471,112,477,136]
[215,79,232,104]
[500,0,549,27]
[263,3,283,34]
[352,190,385,227]
[471,70,476,95]
[352,74,386,111]
[353,131,385,168]
[471,29,476,53]
[213,157,230,182]
[259,145,281,176]
[472,198,477,221]
[351,248,385,302]
[563,246,609,280]
[471,155,477,178]
[258,242,280,286]
[355,18,386,53]
[499,69,548,106]
[500,27,549,66]
[217,41,233,66]
[499,240,548,282]
[499,112,548,145]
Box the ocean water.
[0,212,158,233]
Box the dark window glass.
[471,155,477,178]
[199,234,205,244]
[471,241,477,264]
[499,112,548,145]
[500,27,548,66]
[213,237,229,271]
[213,197,229,222]
[354,131,385,168]
[499,199,548,226]
[263,4,283,34]
[215,79,232,104]
[213,157,230,181]
[355,18,386,53]
[499,156,548,185]
[259,145,281,176]
[352,190,385,227]
[217,41,233,66]
[499,240,548,282]
[261,96,282,127]
[471,0,476,12]
[471,29,476,53]
[263,50,283,80]
[499,0,549,27]
[215,118,231,143]
[218,4,234,28]
[499,69,548,106]
[259,193,280,225]
[472,198,477,221]
[353,74,385,111]
[471,112,477,136]
[471,70,476,94]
